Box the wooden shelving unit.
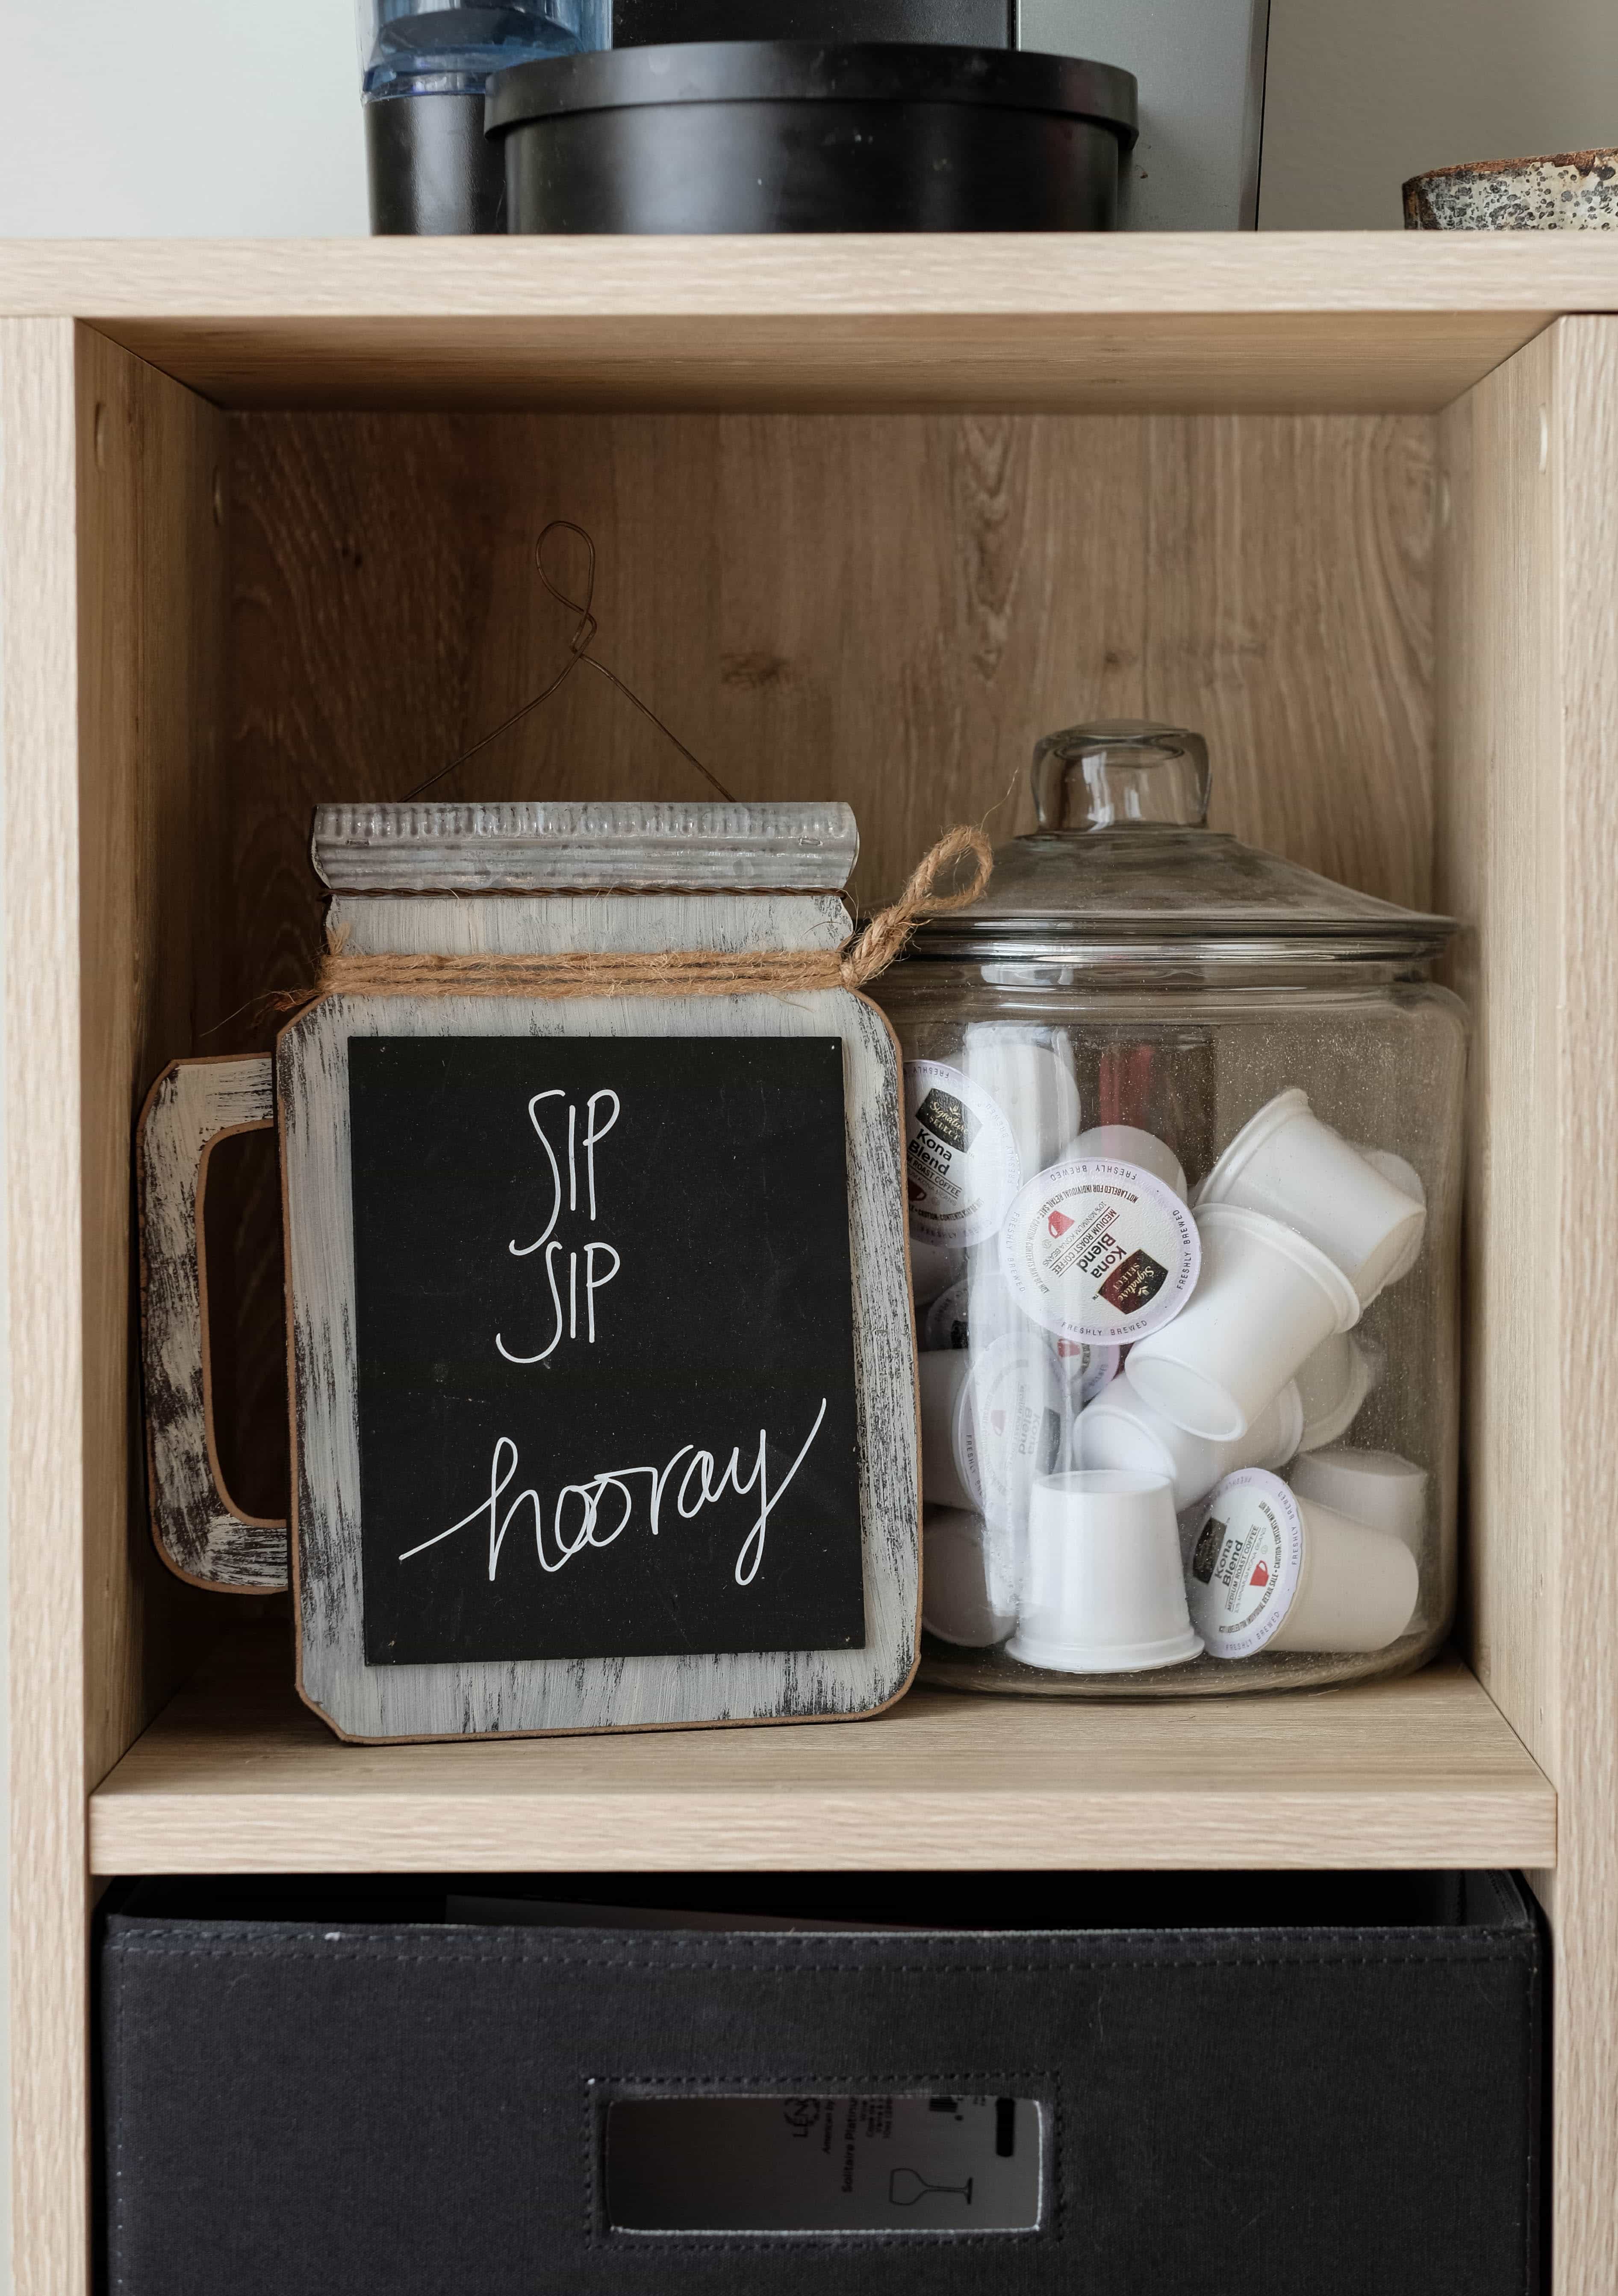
[88,1635,1554,1877]
[3,233,1614,2292]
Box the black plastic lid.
[486,41,1138,140]
[612,0,1017,46]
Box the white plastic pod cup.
[998,1158,1201,1347]
[1063,1124,1189,1203]
[903,1060,1022,1251]
[1294,1328,1383,1451]
[1056,1337,1123,1415]
[1360,1145,1424,1202]
[1356,1145,1427,1285]
[1186,1468,1419,1658]
[962,1023,1082,1179]
[1199,1089,1426,1306]
[917,1335,1066,1530]
[922,1508,1019,1646]
[1073,1373,1304,1511]
[1006,1469,1204,1675]
[1289,1447,1428,1557]
[1125,1203,1361,1443]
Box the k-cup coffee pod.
[921,1507,1017,1647]
[1357,1145,1427,1284]
[1187,1467,1419,1658]
[968,1333,1068,1532]
[1361,1145,1424,1202]
[1126,1202,1361,1443]
[1056,1337,1122,1414]
[962,1024,1082,1179]
[919,1348,979,1511]
[1198,1088,1425,1307]
[918,1334,1065,1529]
[1064,1124,1189,1203]
[910,1238,963,1308]
[922,1243,1021,1355]
[1294,1327,1383,1451]
[999,1159,1200,1347]
[1006,1469,1204,1674]
[1073,1372,1303,1511]
[1290,1446,1428,1556]
[903,1059,1022,1250]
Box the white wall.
[1260,0,1618,228]
[0,0,367,237]
[0,0,1613,236]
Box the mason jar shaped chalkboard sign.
[138,802,922,1742]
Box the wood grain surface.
[0,231,1608,317]
[1435,336,1561,1777]
[1436,315,1618,2296]
[1550,317,1618,2296]
[88,1629,1554,1876]
[0,235,1611,411]
[93,312,1555,417]
[221,407,1435,968]
[2,313,87,2296]
[74,328,241,1781]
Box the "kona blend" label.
[1056,1337,1122,1412]
[903,1061,1021,1249]
[1186,1469,1305,1658]
[997,1159,1199,1345]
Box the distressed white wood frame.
[280,890,920,1741]
[310,799,862,894]
[137,1054,292,1591]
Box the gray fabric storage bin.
[100,1870,1541,2296]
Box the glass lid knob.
[1029,720,1211,833]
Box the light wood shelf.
[3,241,1616,2289]
[88,1635,1554,1877]
[3,233,1618,411]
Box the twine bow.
[837,823,993,986]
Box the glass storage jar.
[875,721,1466,1697]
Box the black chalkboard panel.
[346,1036,864,1667]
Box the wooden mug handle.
[137,1057,291,1591]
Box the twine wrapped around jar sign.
[309,825,993,1003]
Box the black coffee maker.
[364,0,1025,233]
[613,0,1020,40]
[362,0,602,233]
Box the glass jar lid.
[910,722,1454,966]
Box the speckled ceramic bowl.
[1405,148,1618,229]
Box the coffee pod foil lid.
[999,1159,1200,1344]
[959,1334,1066,1531]
[1187,1468,1303,1659]
[1057,1337,1122,1408]
[904,1060,1021,1249]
